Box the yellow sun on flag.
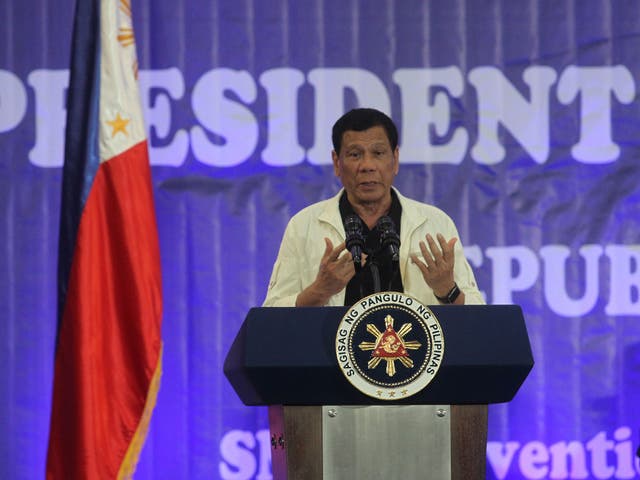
[117,0,134,46]
[117,27,135,47]
[119,0,132,18]
[116,0,137,77]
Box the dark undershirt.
[339,190,404,306]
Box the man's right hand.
[295,238,355,307]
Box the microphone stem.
[388,261,399,291]
[370,262,381,293]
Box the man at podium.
[263,108,484,308]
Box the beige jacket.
[263,188,484,307]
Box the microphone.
[376,216,400,262]
[343,214,365,266]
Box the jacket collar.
[318,190,345,234]
[395,188,429,236]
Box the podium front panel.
[322,405,451,480]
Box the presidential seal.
[335,292,445,400]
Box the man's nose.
[359,152,376,170]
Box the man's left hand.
[410,233,457,298]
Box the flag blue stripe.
[56,0,101,344]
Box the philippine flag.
[46,0,163,478]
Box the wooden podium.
[224,305,533,480]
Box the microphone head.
[376,215,400,261]
[344,215,364,241]
[343,214,365,263]
[344,214,362,231]
[376,215,395,232]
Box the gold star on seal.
[106,113,130,138]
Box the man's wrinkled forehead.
[339,126,393,153]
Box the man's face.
[332,126,399,207]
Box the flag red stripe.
[47,141,162,478]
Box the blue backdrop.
[1,0,640,478]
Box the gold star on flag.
[106,113,130,137]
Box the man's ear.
[332,150,340,177]
[393,146,400,175]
